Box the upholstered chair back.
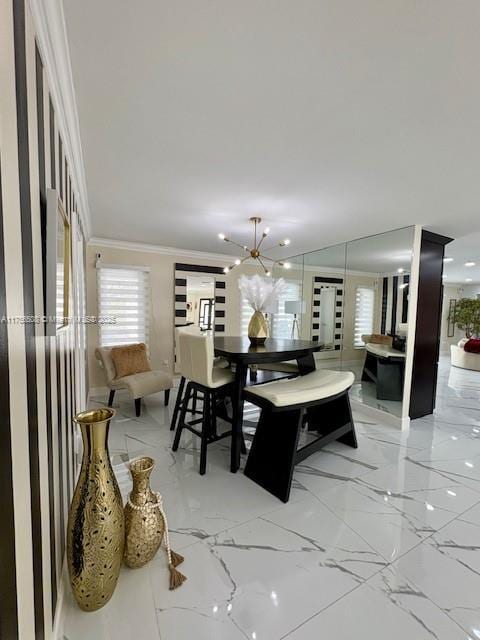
[95,346,117,383]
[178,332,215,387]
[175,324,201,369]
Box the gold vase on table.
[124,457,164,568]
[248,310,268,345]
[67,408,124,611]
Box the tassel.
[170,550,184,567]
[169,564,187,590]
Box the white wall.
[440,283,480,352]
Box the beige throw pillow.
[111,343,151,379]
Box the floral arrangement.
[238,274,288,313]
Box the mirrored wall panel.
[345,226,414,420]
[274,226,415,424]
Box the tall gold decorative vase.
[248,310,268,345]
[124,457,164,568]
[67,408,124,611]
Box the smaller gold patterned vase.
[248,310,268,345]
[124,457,164,568]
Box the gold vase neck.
[74,408,116,458]
[129,457,156,504]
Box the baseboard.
[52,559,68,639]
[350,398,410,431]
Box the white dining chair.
[172,332,234,475]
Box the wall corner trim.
[29,0,92,238]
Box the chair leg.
[200,390,210,475]
[135,398,141,417]
[170,376,185,431]
[244,406,303,503]
[192,388,198,414]
[164,389,170,407]
[210,390,218,438]
[173,383,192,451]
[108,389,115,407]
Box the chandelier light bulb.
[283,262,291,269]
[223,266,229,273]
[265,271,271,277]
[264,227,270,235]
[234,259,241,265]
[465,261,476,267]
[218,233,226,240]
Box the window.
[240,280,301,338]
[354,286,375,348]
[271,281,301,338]
[97,265,150,347]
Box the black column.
[409,230,453,419]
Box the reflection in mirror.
[270,254,304,339]
[186,275,215,330]
[345,226,414,421]
[302,243,347,372]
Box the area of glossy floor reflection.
[61,358,480,640]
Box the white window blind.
[97,266,150,347]
[354,286,375,348]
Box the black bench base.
[244,389,357,503]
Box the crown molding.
[89,236,238,263]
[89,237,384,277]
[29,0,91,238]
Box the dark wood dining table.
[214,337,322,472]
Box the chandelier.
[218,217,291,276]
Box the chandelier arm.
[256,233,268,251]
[257,256,270,275]
[260,242,287,253]
[225,237,250,252]
[259,253,277,263]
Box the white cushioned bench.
[246,369,355,407]
[244,369,357,502]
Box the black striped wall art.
[311,275,344,351]
[0,1,87,637]
[380,274,410,335]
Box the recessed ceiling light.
[397,268,404,273]
[466,278,473,282]
[465,261,476,267]
[443,257,453,262]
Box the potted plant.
[448,298,480,338]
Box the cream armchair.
[95,346,173,417]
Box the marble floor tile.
[149,497,385,640]
[286,566,470,640]
[61,358,480,640]
[393,526,480,637]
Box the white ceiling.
[64,0,480,257]
[443,232,480,284]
